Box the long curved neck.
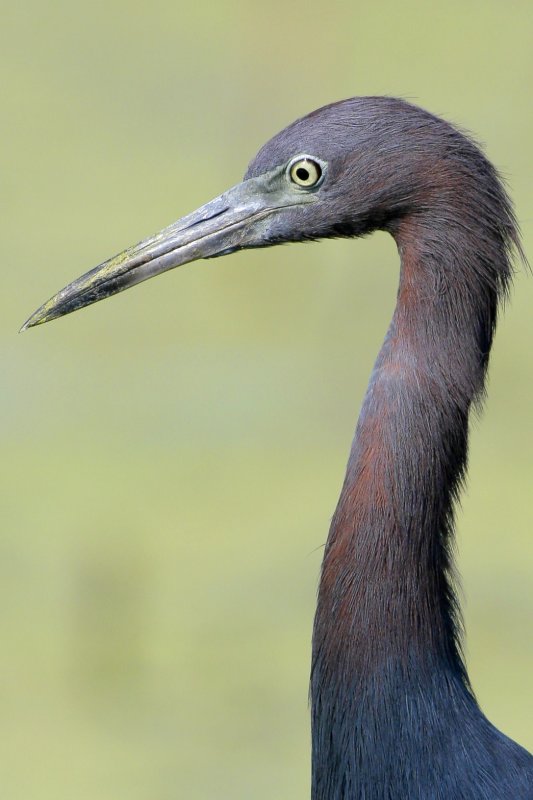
[310,210,511,797]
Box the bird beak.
[21,166,313,331]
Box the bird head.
[21,97,458,330]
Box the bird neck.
[311,211,510,796]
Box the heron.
[22,97,532,798]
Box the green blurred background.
[2,1,532,797]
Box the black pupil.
[296,166,310,182]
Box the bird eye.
[289,158,322,188]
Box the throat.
[311,222,504,795]
[313,332,468,677]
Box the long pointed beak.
[21,168,310,331]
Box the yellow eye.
[289,158,322,188]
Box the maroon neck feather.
[311,173,521,795]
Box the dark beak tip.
[19,307,49,333]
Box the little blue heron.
[23,97,533,798]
